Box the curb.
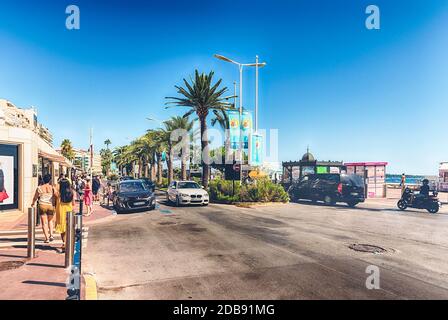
[83,273,98,300]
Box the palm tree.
[146,129,167,185]
[113,146,132,175]
[100,148,113,176]
[166,70,231,187]
[60,139,75,161]
[104,139,112,150]
[163,116,194,182]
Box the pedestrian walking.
[55,175,75,253]
[400,173,406,195]
[92,175,101,203]
[83,178,93,216]
[76,176,85,202]
[31,174,55,244]
[106,182,114,207]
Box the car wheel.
[324,195,335,205]
[113,206,122,214]
[397,200,407,210]
[347,201,358,208]
[427,203,439,214]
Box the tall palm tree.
[163,116,194,182]
[60,139,75,161]
[113,145,133,175]
[104,139,112,150]
[146,129,167,185]
[166,70,231,187]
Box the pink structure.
[344,162,388,198]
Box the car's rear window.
[341,174,364,187]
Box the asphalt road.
[84,194,448,299]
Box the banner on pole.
[249,133,263,167]
[227,110,240,150]
[241,111,253,150]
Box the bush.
[157,177,169,188]
[209,178,289,203]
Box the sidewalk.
[0,202,113,300]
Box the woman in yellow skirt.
[55,175,75,253]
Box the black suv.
[288,173,365,207]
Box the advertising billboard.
[241,111,253,150]
[249,134,263,166]
[0,144,19,211]
[227,110,240,151]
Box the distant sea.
[386,174,437,185]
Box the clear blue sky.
[1,0,447,175]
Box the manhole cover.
[349,244,387,254]
[0,261,25,272]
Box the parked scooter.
[397,187,441,214]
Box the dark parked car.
[113,180,156,213]
[141,178,156,193]
[288,173,365,207]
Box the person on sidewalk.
[55,175,75,253]
[400,173,406,195]
[75,176,85,202]
[92,175,101,203]
[83,178,93,216]
[31,174,55,243]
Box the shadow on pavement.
[26,262,65,269]
[22,280,66,288]
[290,199,443,215]
[12,245,61,253]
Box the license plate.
[134,201,146,206]
[351,193,359,196]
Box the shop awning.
[38,150,72,167]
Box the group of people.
[31,173,104,252]
[31,174,74,252]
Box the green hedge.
[209,178,289,204]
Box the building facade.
[0,99,71,214]
[68,148,102,175]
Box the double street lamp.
[214,54,266,133]
[214,54,266,181]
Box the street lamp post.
[214,54,266,180]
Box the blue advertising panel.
[241,111,253,150]
[250,134,263,166]
[227,110,241,150]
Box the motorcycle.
[397,188,441,214]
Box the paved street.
[84,194,448,300]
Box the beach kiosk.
[438,162,448,192]
[282,149,346,189]
[344,162,388,198]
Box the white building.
[0,99,71,215]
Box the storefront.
[1,99,72,214]
[438,162,448,192]
[345,162,388,198]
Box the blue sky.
[0,0,447,175]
